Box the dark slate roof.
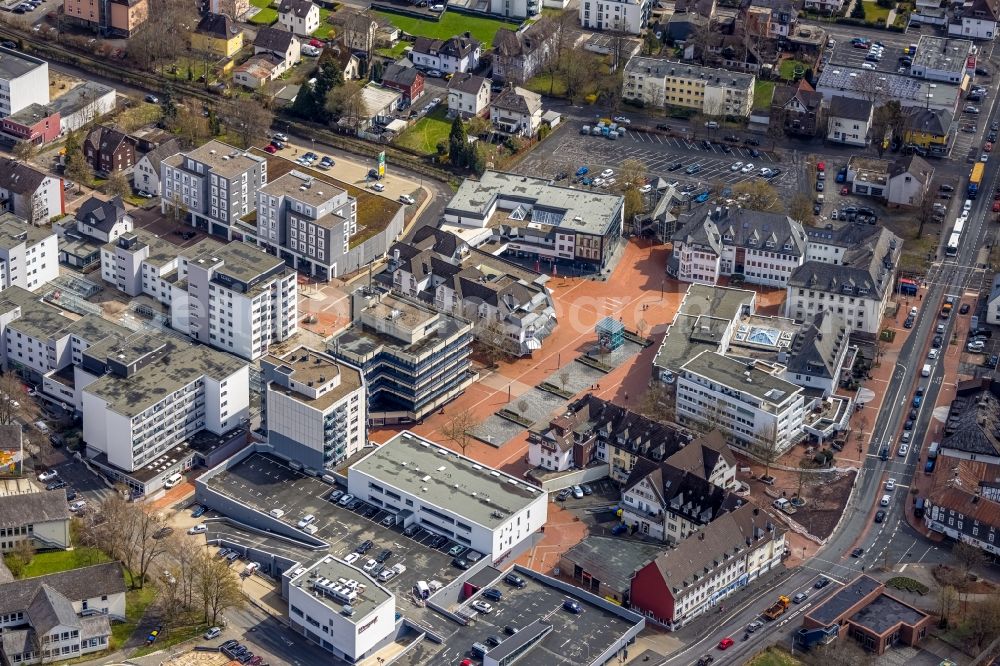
[0,423,20,453]
[889,154,934,184]
[785,311,848,380]
[663,430,736,480]
[790,223,901,298]
[196,13,237,39]
[560,536,663,593]
[828,95,873,121]
[27,584,79,636]
[490,86,541,114]
[673,206,808,258]
[492,18,556,58]
[1,627,32,654]
[942,389,1000,458]
[904,107,953,136]
[83,126,134,157]
[412,33,480,59]
[410,226,462,257]
[623,458,741,526]
[381,63,421,88]
[0,490,70,529]
[0,563,126,616]
[139,139,181,174]
[771,80,822,112]
[255,26,296,53]
[278,0,314,18]
[76,196,127,234]
[0,158,46,195]
[448,72,489,95]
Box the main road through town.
[656,66,1000,666]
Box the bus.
[953,216,966,236]
[946,231,961,256]
[969,162,985,198]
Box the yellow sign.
[377,151,386,178]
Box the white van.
[415,580,430,599]
[164,472,183,489]
[921,364,931,377]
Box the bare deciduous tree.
[788,193,814,224]
[197,551,244,625]
[441,410,476,457]
[12,140,35,163]
[229,98,274,149]
[733,179,781,212]
[105,170,131,201]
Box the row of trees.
[78,492,243,625]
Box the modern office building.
[160,140,267,240]
[348,431,548,558]
[329,288,475,425]
[285,555,396,663]
[261,346,366,472]
[81,336,250,476]
[676,351,806,455]
[622,57,755,117]
[0,47,48,118]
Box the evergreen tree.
[448,116,469,168]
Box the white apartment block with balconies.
[580,0,650,34]
[623,57,755,117]
[160,140,267,241]
[676,351,805,456]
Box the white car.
[741,163,755,174]
[399,194,415,205]
[612,116,630,124]
[600,169,614,178]
[204,627,222,640]
[730,162,743,172]
[303,524,319,535]
[338,493,354,506]
[928,348,939,359]
[269,508,285,518]
[639,184,652,194]
[897,443,909,457]
[760,167,773,177]
[69,500,87,512]
[363,558,379,572]
[968,341,986,352]
[983,154,990,163]
[297,514,316,528]
[885,478,896,491]
[188,524,207,534]
[592,177,605,186]
[861,63,876,70]
[370,182,385,192]
[964,199,973,211]
[471,600,493,613]
[429,3,444,10]
[344,552,360,564]
[38,469,58,482]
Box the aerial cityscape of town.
[0,0,996,663]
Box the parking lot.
[402,570,639,666]
[828,38,909,75]
[518,127,796,197]
[205,454,466,610]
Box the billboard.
[377,151,386,178]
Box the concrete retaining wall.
[535,465,610,492]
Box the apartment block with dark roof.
[410,33,481,74]
[492,18,558,85]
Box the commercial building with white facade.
[667,207,808,287]
[909,36,973,83]
[261,346,366,472]
[160,139,267,240]
[0,47,48,118]
[348,431,548,559]
[579,0,651,34]
[0,213,57,291]
[676,351,806,455]
[622,57,755,117]
[81,336,249,476]
[286,555,396,663]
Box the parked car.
[814,577,830,589]
[471,600,493,613]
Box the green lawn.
[376,41,411,58]
[524,71,567,97]
[373,10,516,49]
[110,584,156,650]
[313,7,335,39]
[249,0,271,8]
[395,106,451,155]
[747,647,803,666]
[250,7,278,24]
[753,80,775,110]
[862,0,892,23]
[779,59,808,81]
[6,548,110,578]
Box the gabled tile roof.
[76,196,128,234]
[828,95,873,121]
[381,63,422,88]
[490,86,541,115]
[0,158,47,195]
[0,563,126,616]
[784,311,848,380]
[195,12,237,39]
[0,490,70,529]
[449,72,489,96]
[789,223,901,298]
[278,0,314,18]
[254,26,297,53]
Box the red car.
[264,144,277,154]
[309,38,324,48]
[993,200,1000,212]
[718,637,734,650]
[817,162,825,171]
[840,186,850,195]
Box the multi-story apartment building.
[622,57,755,117]
[668,207,808,287]
[101,233,298,361]
[255,169,358,281]
[949,0,999,39]
[81,337,250,476]
[160,139,267,241]
[492,18,558,85]
[330,288,476,425]
[785,223,901,335]
[579,0,651,34]
[63,0,148,37]
[826,96,874,146]
[488,0,539,19]
[0,490,70,552]
[0,158,63,223]
[925,483,1000,556]
[0,213,58,291]
[442,171,625,273]
[260,346,366,471]
[277,0,320,37]
[0,563,125,666]
[83,125,137,176]
[410,34,481,74]
[0,47,48,118]
[348,430,548,557]
[630,502,785,628]
[620,460,740,542]
[676,351,806,455]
